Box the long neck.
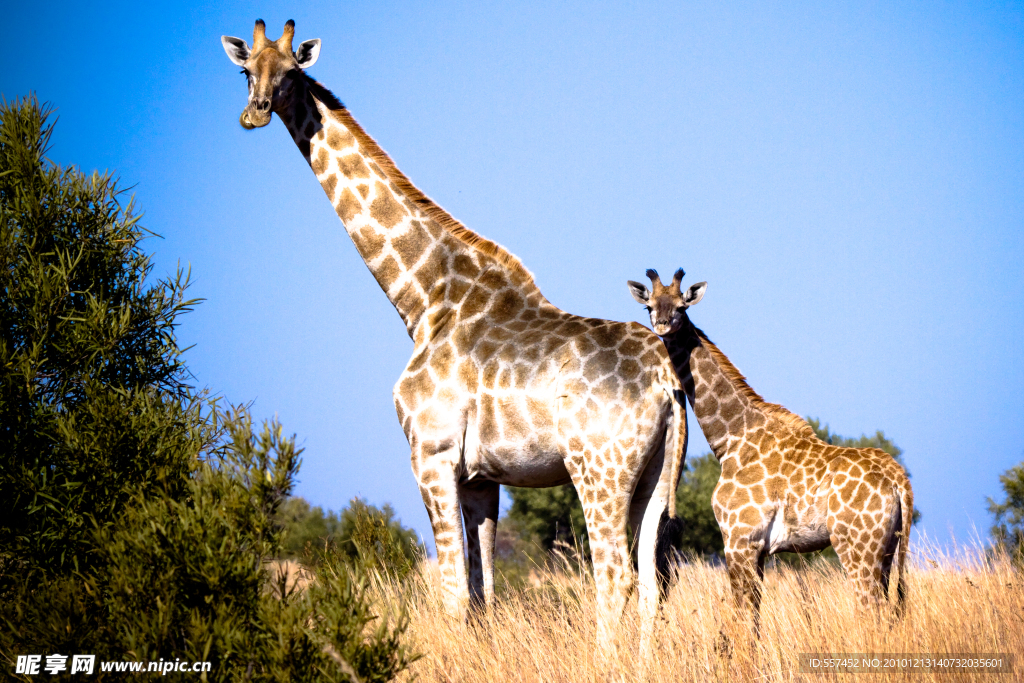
[277,76,542,343]
[662,323,770,460]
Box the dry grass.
[361,542,1022,682]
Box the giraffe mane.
[303,76,540,292]
[692,327,819,440]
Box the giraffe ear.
[295,39,321,69]
[221,36,251,66]
[682,281,707,307]
[627,281,650,305]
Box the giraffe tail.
[894,479,914,618]
[666,372,687,519]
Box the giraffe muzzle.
[240,105,272,130]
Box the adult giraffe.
[220,20,688,648]
[628,269,912,627]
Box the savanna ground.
[281,540,1022,683]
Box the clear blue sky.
[4,1,1022,552]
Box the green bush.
[279,497,344,556]
[338,498,423,580]
[4,413,417,681]
[492,514,548,592]
[279,496,423,581]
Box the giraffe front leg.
[581,488,635,652]
[460,479,499,608]
[415,454,470,620]
[723,536,767,634]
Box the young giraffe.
[220,21,688,648]
[628,268,913,626]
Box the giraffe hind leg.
[869,490,906,628]
[878,500,903,604]
[460,479,500,609]
[831,521,888,615]
[627,440,670,586]
[636,477,673,661]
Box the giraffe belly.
[461,407,572,487]
[463,442,572,487]
[766,505,831,554]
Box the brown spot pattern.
[370,182,406,229]
[336,186,360,222]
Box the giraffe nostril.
[260,99,271,112]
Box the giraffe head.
[627,268,707,336]
[221,20,321,129]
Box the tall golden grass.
[360,540,1021,682]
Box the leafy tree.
[988,461,1024,565]
[337,498,423,579]
[279,496,423,580]
[670,453,725,557]
[0,96,415,681]
[279,496,345,556]
[491,513,548,591]
[0,95,205,584]
[506,484,589,554]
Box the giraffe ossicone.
[629,268,913,628]
[221,20,690,652]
